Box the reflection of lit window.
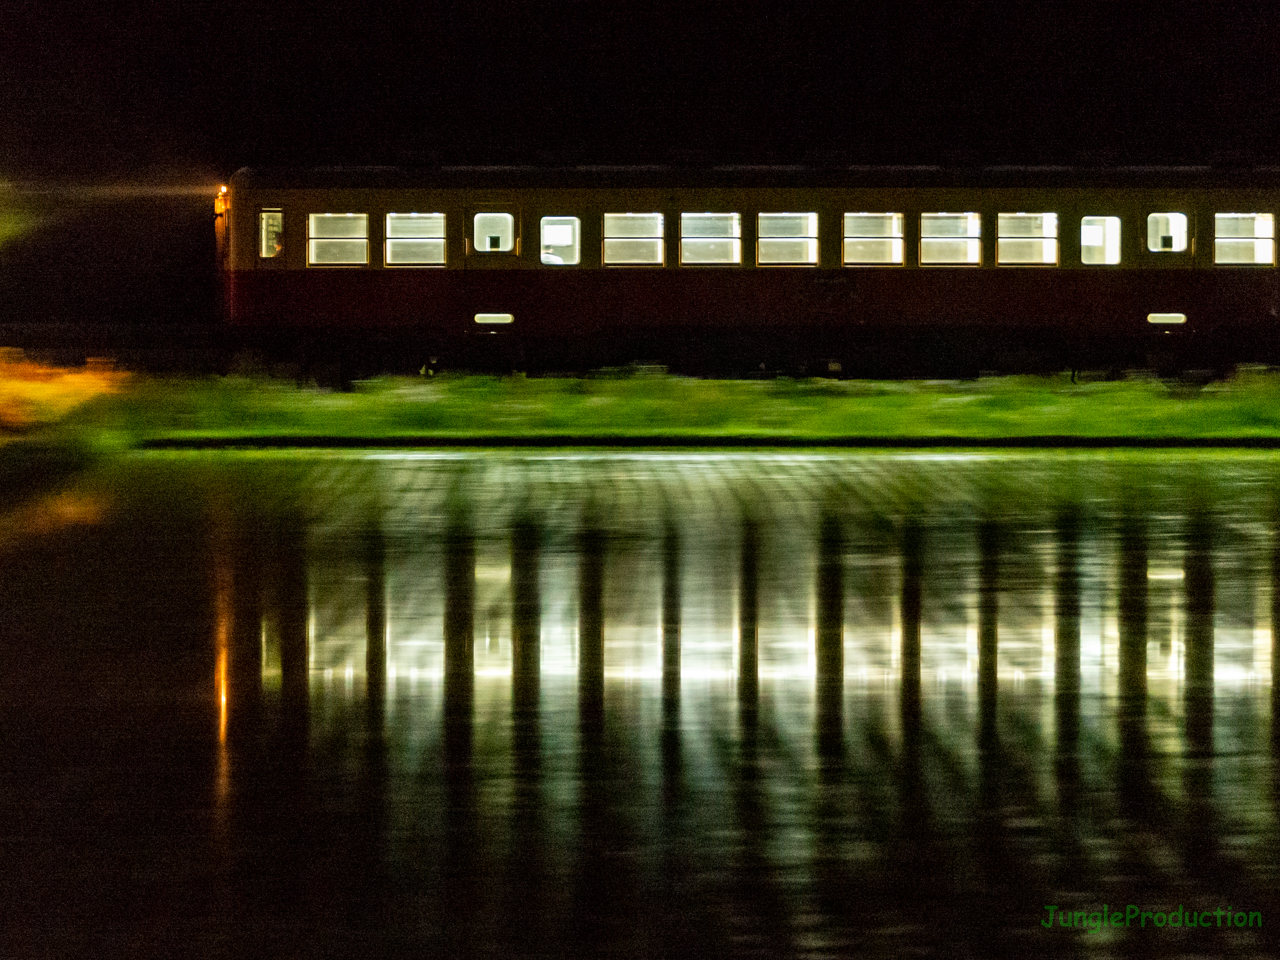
[1081,216,1121,265]
[921,212,981,265]
[308,213,368,265]
[386,213,445,265]
[1215,213,1274,265]
[259,209,283,259]
[1147,212,1188,253]
[757,213,818,265]
[260,613,281,691]
[603,213,664,265]
[680,213,741,264]
[540,216,580,265]
[473,212,516,253]
[843,213,903,265]
[997,213,1057,265]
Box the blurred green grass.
[61,368,1280,443]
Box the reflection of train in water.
[217,165,1280,373]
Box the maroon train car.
[216,165,1280,372]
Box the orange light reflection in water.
[0,491,106,548]
[214,544,230,743]
[212,513,232,814]
[216,648,228,744]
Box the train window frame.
[540,216,581,265]
[259,209,284,259]
[307,213,369,267]
[1080,216,1122,265]
[1214,213,1275,266]
[757,213,819,266]
[843,213,904,266]
[1147,212,1189,253]
[603,213,665,266]
[920,213,981,266]
[680,213,742,266]
[385,213,446,267]
[472,212,517,254]
[996,213,1058,266]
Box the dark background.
[4,0,1277,177]
[1,1,1278,338]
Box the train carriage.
[217,165,1280,374]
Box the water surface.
[2,451,1278,959]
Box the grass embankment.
[11,352,1280,449]
[58,367,1280,445]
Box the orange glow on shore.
[0,351,126,432]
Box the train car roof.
[231,164,1280,191]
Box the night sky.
[5,0,1280,179]
[2,0,1279,333]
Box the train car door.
[464,203,526,332]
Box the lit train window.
[259,209,283,259]
[843,213,903,265]
[921,213,981,265]
[1215,213,1274,265]
[308,213,368,266]
[997,213,1057,265]
[757,213,818,265]
[1081,216,1121,265]
[1147,213,1188,253]
[540,217,580,265]
[603,213,664,265]
[385,213,445,266]
[681,213,741,265]
[473,213,516,253]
